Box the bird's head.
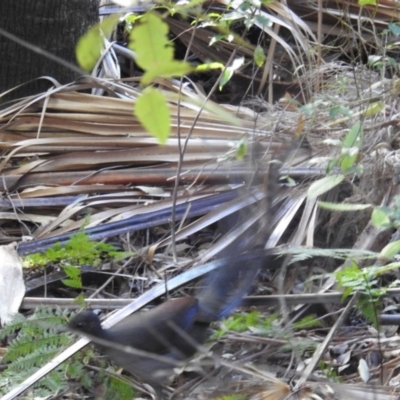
[67,310,103,336]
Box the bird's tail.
[196,253,264,322]
[196,145,290,322]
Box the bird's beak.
[58,325,69,334]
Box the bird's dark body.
[67,257,261,398]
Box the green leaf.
[235,138,247,160]
[342,121,363,148]
[219,57,244,90]
[341,147,359,172]
[134,87,171,144]
[195,62,224,72]
[220,68,234,90]
[363,101,385,117]
[75,15,120,71]
[388,22,400,37]
[358,0,377,5]
[318,201,371,211]
[61,265,82,289]
[128,13,192,85]
[254,14,272,27]
[341,121,363,172]
[254,45,265,67]
[371,208,391,228]
[129,13,173,71]
[329,105,352,119]
[380,240,400,260]
[141,61,193,86]
[307,175,344,199]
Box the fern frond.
[280,247,378,264]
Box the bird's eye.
[77,322,84,328]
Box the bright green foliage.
[358,0,377,5]
[127,12,192,143]
[219,57,244,90]
[214,395,247,400]
[363,101,385,117]
[0,308,137,399]
[134,87,171,144]
[308,121,364,200]
[194,61,225,72]
[128,12,193,85]
[340,121,363,173]
[120,13,141,34]
[372,207,391,228]
[24,232,133,290]
[317,201,371,212]
[76,15,120,71]
[0,308,84,397]
[372,197,400,229]
[213,311,278,339]
[254,45,266,67]
[26,232,115,267]
[336,262,385,326]
[62,265,83,289]
[105,375,136,400]
[292,315,322,329]
[235,138,248,160]
[380,240,400,260]
[167,0,207,17]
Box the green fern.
[336,262,386,326]
[104,375,136,400]
[0,308,93,397]
[213,311,278,339]
[292,315,322,329]
[279,247,377,264]
[62,265,83,289]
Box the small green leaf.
[307,175,344,199]
[141,61,193,86]
[341,147,359,172]
[329,105,352,119]
[388,22,400,37]
[380,240,400,260]
[254,14,272,27]
[195,62,224,72]
[220,68,233,90]
[235,138,247,160]
[134,87,171,144]
[341,122,363,172]
[129,13,173,71]
[358,0,377,5]
[76,15,120,71]
[371,208,391,228]
[363,101,385,117]
[367,55,382,67]
[254,45,266,67]
[61,265,82,289]
[342,121,363,148]
[219,57,244,90]
[318,201,371,211]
